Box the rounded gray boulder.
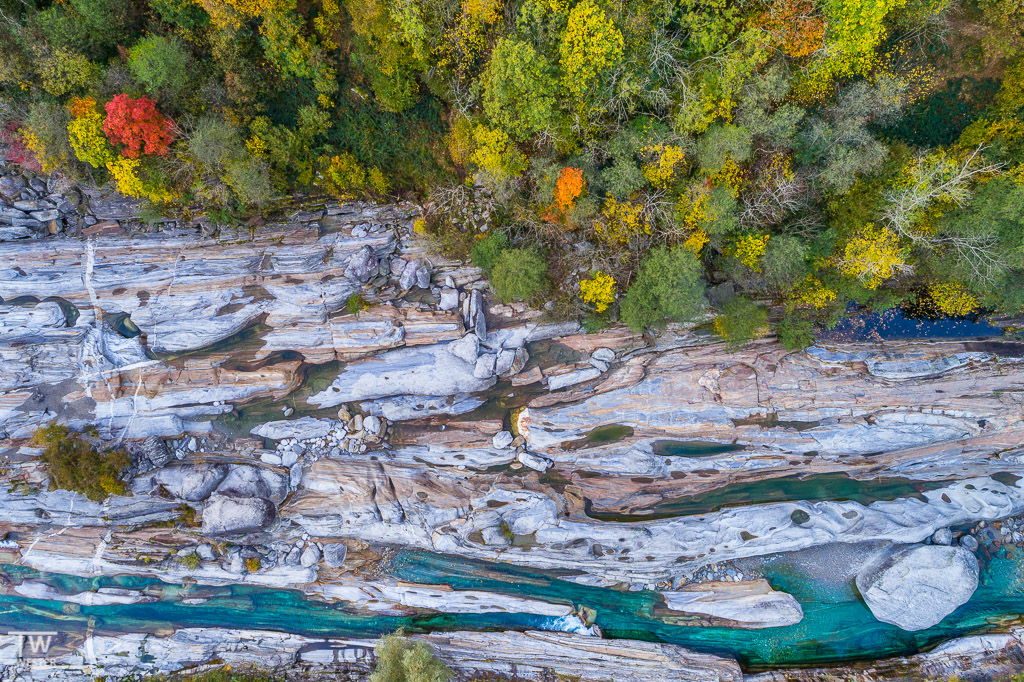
[856,543,979,631]
[202,495,276,535]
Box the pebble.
[931,527,952,545]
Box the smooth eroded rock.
[252,417,335,441]
[202,495,276,535]
[856,544,979,631]
[138,464,229,502]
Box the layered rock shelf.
[1,186,1023,680]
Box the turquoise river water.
[1,544,1022,671]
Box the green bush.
[32,423,130,501]
[761,235,810,292]
[470,232,510,273]
[776,311,816,351]
[188,116,244,171]
[713,296,769,348]
[490,247,548,302]
[224,158,274,208]
[620,246,706,331]
[371,631,452,682]
[149,0,210,31]
[346,292,370,316]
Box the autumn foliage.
[763,0,826,58]
[554,167,585,211]
[102,95,176,158]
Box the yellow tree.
[558,0,623,113]
[835,223,910,288]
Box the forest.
[1,0,1023,343]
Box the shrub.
[68,98,116,169]
[244,557,261,572]
[620,246,706,331]
[32,423,130,501]
[346,292,370,316]
[129,35,190,99]
[371,631,452,682]
[579,270,616,312]
[490,248,548,302]
[776,311,816,350]
[470,232,510,273]
[320,152,367,199]
[181,552,202,570]
[35,47,100,97]
[23,101,74,173]
[761,235,810,291]
[928,282,979,316]
[729,233,770,271]
[553,167,585,211]
[713,296,769,347]
[470,125,527,182]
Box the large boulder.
[344,245,378,282]
[251,417,335,441]
[202,495,276,535]
[856,543,979,631]
[307,344,497,408]
[136,463,229,502]
[447,334,480,365]
[216,466,289,504]
[398,258,431,290]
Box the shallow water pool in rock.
[584,473,951,522]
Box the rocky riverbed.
[1,169,1023,680]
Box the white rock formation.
[855,543,979,631]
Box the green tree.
[620,246,706,330]
[933,176,1024,311]
[761,235,810,291]
[776,310,816,350]
[471,232,510,272]
[482,38,558,141]
[371,632,452,682]
[713,296,769,347]
[345,0,426,111]
[490,247,548,302]
[696,124,753,173]
[150,0,211,31]
[129,35,191,99]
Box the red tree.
[0,123,42,171]
[102,95,176,158]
